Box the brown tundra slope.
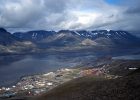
[33,68,140,100]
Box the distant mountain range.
[0,28,140,54]
[13,29,140,47]
[13,30,56,42]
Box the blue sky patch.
[105,0,121,5]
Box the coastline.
[0,67,107,97]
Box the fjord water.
[0,50,140,87]
[112,55,140,60]
[0,53,96,87]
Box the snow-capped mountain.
[13,29,140,47]
[60,30,140,47]
[13,30,56,42]
[74,30,130,39]
[81,30,140,46]
[73,30,139,44]
[0,28,140,54]
[13,29,139,42]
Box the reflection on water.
[0,53,96,87]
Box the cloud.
[0,0,45,28]
[0,0,140,36]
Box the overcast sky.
[0,0,140,35]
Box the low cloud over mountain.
[0,0,140,36]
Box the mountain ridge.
[13,29,140,47]
[0,28,140,54]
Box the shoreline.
[0,67,80,87]
[0,67,70,87]
[0,67,107,96]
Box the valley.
[1,0,140,100]
[0,28,140,100]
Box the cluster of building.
[0,68,82,97]
[0,67,107,98]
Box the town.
[0,67,118,99]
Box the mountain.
[75,30,137,41]
[0,28,139,54]
[39,30,84,47]
[13,30,56,42]
[0,28,21,45]
[13,30,140,48]
[74,30,140,47]
[0,28,36,54]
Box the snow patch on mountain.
[32,33,38,39]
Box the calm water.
[112,55,140,60]
[0,50,140,87]
[0,53,96,87]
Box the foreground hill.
[34,69,140,100]
[0,60,139,100]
